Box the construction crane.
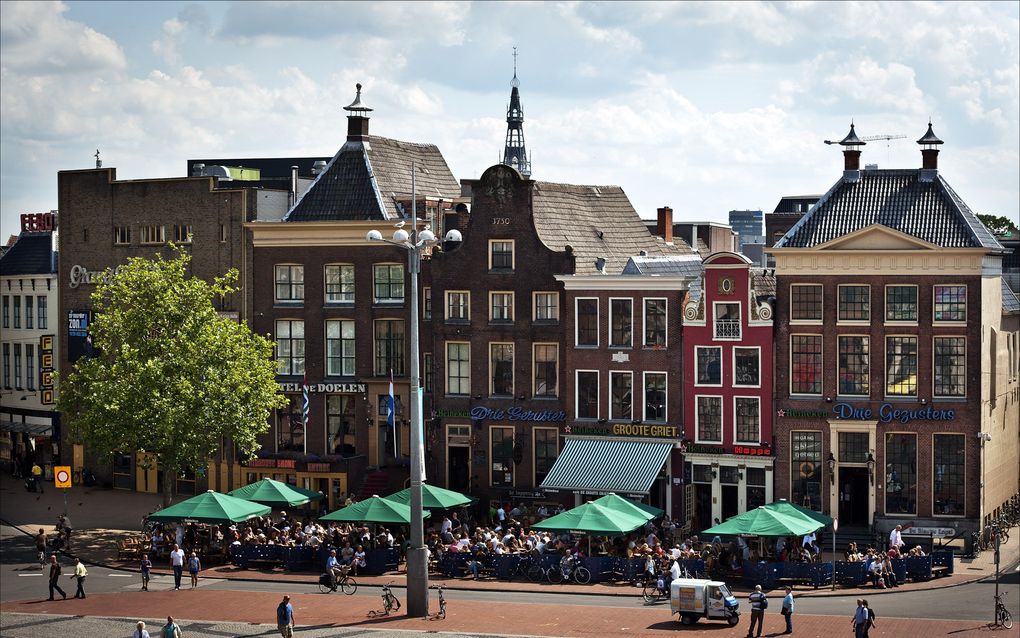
[823,134,907,145]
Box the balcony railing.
[714,319,742,339]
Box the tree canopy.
[58,247,285,505]
[977,214,1018,237]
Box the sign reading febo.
[54,466,72,489]
[39,335,55,405]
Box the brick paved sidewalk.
[0,589,1000,637]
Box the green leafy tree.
[977,214,1018,237]
[57,247,285,506]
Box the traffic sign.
[54,466,72,489]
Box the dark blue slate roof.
[0,233,56,276]
[776,169,1005,252]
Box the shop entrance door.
[838,467,870,526]
[694,484,713,533]
[448,446,470,492]
[721,485,739,520]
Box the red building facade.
[681,252,775,531]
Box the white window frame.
[324,319,356,377]
[884,284,919,325]
[274,264,305,303]
[609,297,634,348]
[789,333,823,397]
[789,283,824,324]
[932,284,968,325]
[931,433,966,518]
[373,263,405,303]
[275,319,305,375]
[423,286,431,319]
[173,224,193,244]
[712,301,742,340]
[489,291,514,322]
[533,291,559,321]
[445,341,471,396]
[488,239,515,270]
[836,283,871,325]
[932,336,966,398]
[695,345,723,387]
[489,342,515,396]
[575,369,599,420]
[885,334,918,398]
[533,427,559,487]
[694,394,724,445]
[324,263,355,304]
[642,371,668,423]
[732,346,761,388]
[446,290,471,321]
[532,342,559,398]
[643,297,668,348]
[489,425,516,487]
[575,297,599,347]
[114,225,131,245]
[139,224,166,245]
[883,431,917,517]
[609,370,633,421]
[733,396,761,445]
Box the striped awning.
[539,437,673,496]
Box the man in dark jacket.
[47,554,66,600]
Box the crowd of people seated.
[842,540,926,588]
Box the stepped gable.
[777,168,1005,251]
[531,181,694,275]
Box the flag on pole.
[416,386,426,482]
[387,370,396,457]
[302,372,309,429]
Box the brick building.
[680,251,775,532]
[768,123,1019,536]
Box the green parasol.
[229,478,324,508]
[532,500,647,536]
[319,495,430,524]
[386,484,473,510]
[702,505,824,537]
[590,493,657,522]
[147,490,271,524]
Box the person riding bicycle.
[559,549,578,577]
[325,549,346,590]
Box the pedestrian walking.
[140,554,152,591]
[160,615,183,638]
[170,543,185,590]
[35,528,47,568]
[781,586,794,634]
[31,462,43,493]
[862,599,877,638]
[747,584,767,638]
[188,551,201,589]
[72,557,88,598]
[851,599,869,638]
[46,554,66,601]
[58,514,73,549]
[277,595,295,638]
[132,621,151,638]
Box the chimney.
[917,120,943,176]
[343,83,373,142]
[837,122,866,181]
[656,206,674,244]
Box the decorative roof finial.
[344,83,373,114]
[838,122,866,147]
[94,149,102,169]
[502,48,530,176]
[917,120,943,146]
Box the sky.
[2,1,1019,239]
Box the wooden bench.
[931,565,950,578]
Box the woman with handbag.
[781,586,794,634]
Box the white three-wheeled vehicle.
[670,578,740,626]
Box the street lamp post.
[367,163,462,617]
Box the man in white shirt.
[888,525,904,552]
[169,544,185,590]
[669,559,681,581]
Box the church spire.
[502,47,531,177]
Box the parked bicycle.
[642,574,670,604]
[994,591,1013,629]
[547,555,591,584]
[506,553,546,583]
[318,566,357,595]
[368,581,401,617]
[429,585,447,620]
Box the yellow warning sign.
[54,466,72,489]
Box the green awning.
[539,437,673,496]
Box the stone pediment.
[814,224,939,251]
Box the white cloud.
[0,1,126,74]
[824,59,928,115]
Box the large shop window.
[885,433,917,515]
[533,344,558,397]
[576,371,599,419]
[610,371,633,421]
[277,394,305,452]
[490,343,514,396]
[790,284,823,321]
[838,336,870,396]
[274,265,304,302]
[490,426,515,486]
[373,264,405,302]
[275,320,305,375]
[324,264,355,303]
[933,337,966,397]
[933,434,965,516]
[325,320,355,377]
[533,428,558,485]
[644,372,667,422]
[446,342,470,396]
[610,298,633,347]
[933,285,967,323]
[696,346,722,386]
[838,285,870,322]
[790,335,822,395]
[374,320,405,376]
[747,467,767,510]
[886,336,918,397]
[733,347,759,387]
[791,431,822,511]
[576,298,599,346]
[886,285,918,322]
[696,396,723,443]
[644,298,667,347]
[326,394,356,456]
[734,397,760,444]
